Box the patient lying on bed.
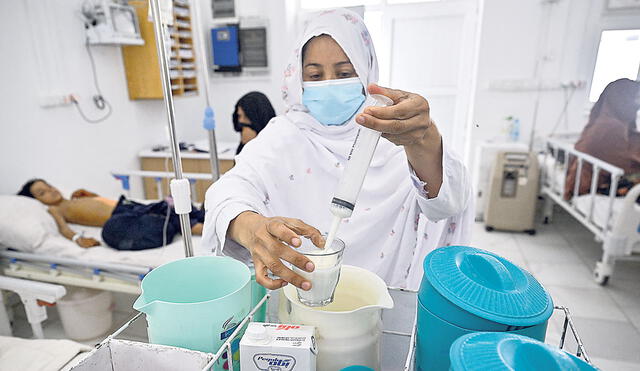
[564,78,640,200]
[17,179,204,250]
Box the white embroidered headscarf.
[279,8,398,165]
[281,8,379,112]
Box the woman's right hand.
[228,211,324,290]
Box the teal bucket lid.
[420,246,553,326]
[450,332,598,371]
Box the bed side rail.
[111,170,211,200]
[542,137,625,232]
[0,249,151,277]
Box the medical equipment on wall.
[81,0,144,46]
[70,38,113,124]
[75,0,145,123]
[210,18,269,75]
[324,94,393,251]
[484,151,539,234]
[211,24,241,72]
[212,0,235,18]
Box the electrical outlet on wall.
[39,94,74,108]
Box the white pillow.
[0,195,58,251]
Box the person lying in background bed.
[17,179,205,250]
[564,78,640,200]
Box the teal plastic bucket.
[450,332,597,371]
[415,300,548,371]
[133,256,251,371]
[415,246,553,371]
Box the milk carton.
[240,322,317,371]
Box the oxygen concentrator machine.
[484,151,539,234]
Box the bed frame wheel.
[525,229,536,236]
[594,262,611,286]
[485,226,494,232]
[594,271,610,286]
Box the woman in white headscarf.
[203,8,473,290]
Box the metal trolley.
[82,287,591,371]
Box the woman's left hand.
[355,83,444,197]
[355,84,438,149]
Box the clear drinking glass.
[292,236,345,307]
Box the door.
[369,0,482,159]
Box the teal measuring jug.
[133,256,251,371]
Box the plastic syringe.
[324,94,394,249]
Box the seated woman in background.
[17,179,205,250]
[564,78,640,199]
[233,91,276,154]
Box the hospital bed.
[540,134,640,285]
[0,171,211,297]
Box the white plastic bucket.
[57,287,113,340]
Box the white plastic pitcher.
[279,265,393,371]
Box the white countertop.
[139,141,237,161]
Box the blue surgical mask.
[302,77,365,126]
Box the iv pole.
[191,0,220,181]
[149,0,194,257]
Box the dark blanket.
[101,196,205,251]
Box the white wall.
[470,0,640,157]
[0,0,294,197]
[4,0,636,197]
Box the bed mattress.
[9,224,209,269]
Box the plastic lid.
[340,367,375,371]
[421,246,553,326]
[450,332,598,371]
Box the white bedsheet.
[541,154,566,195]
[574,194,624,230]
[18,224,211,269]
[0,335,91,371]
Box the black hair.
[17,179,45,198]
[232,91,276,135]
